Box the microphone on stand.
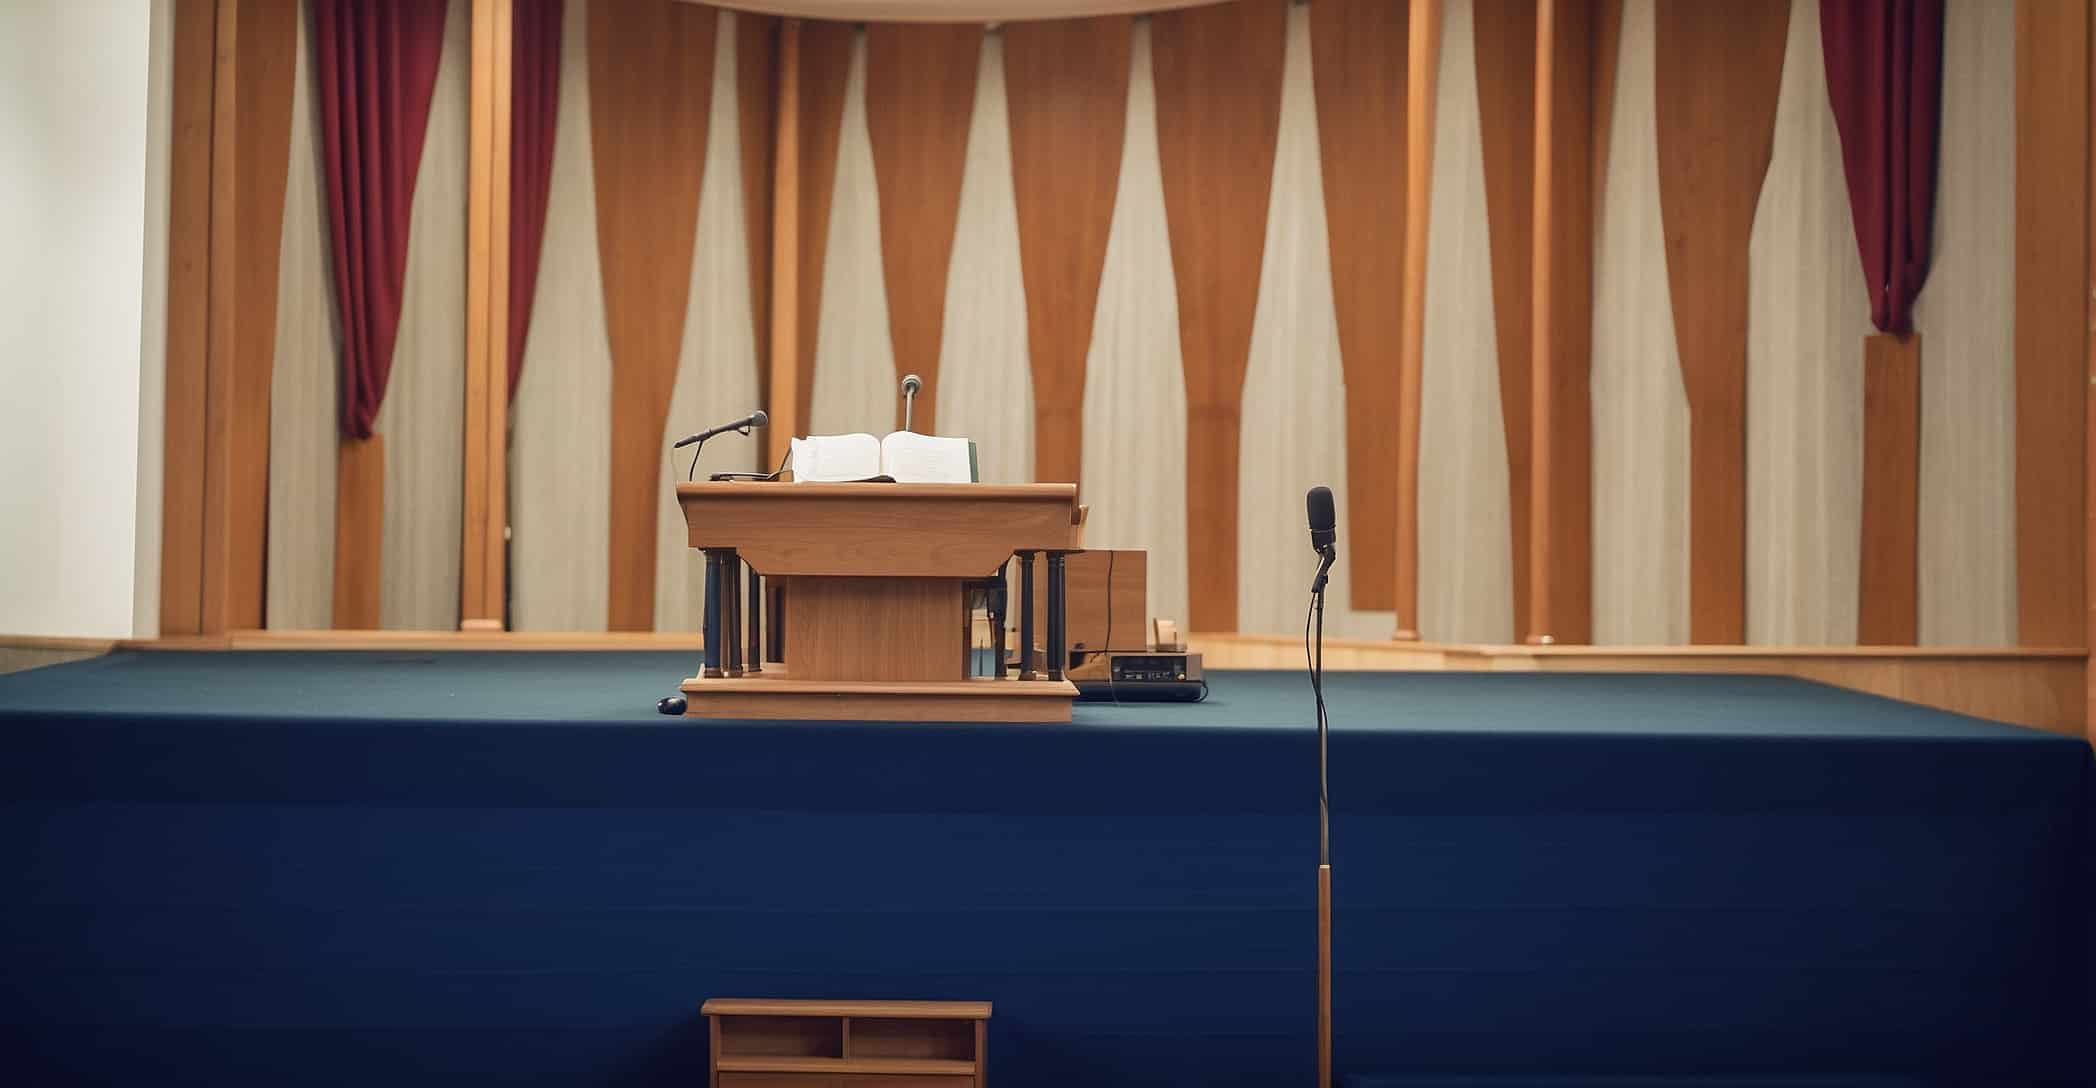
[672,409,767,449]
[673,409,767,482]
[900,374,923,432]
[1304,484,1335,1088]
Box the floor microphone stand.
[1310,546,1334,1088]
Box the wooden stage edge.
[0,631,2084,739]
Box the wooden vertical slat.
[220,0,298,632]
[462,0,511,631]
[1653,0,1789,644]
[864,23,982,435]
[1152,0,1287,634]
[1005,17,1131,487]
[766,18,801,467]
[589,0,716,632]
[737,12,779,466]
[199,0,240,635]
[2087,0,2096,741]
[1474,0,1538,641]
[1859,333,1922,645]
[1309,0,1407,612]
[162,0,219,636]
[1527,0,1609,645]
[1395,0,1442,640]
[2016,0,2089,647]
[792,21,853,434]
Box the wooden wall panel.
[331,434,384,629]
[864,23,982,434]
[1308,0,1406,612]
[1395,0,1442,639]
[2016,0,2088,647]
[589,0,716,631]
[1652,0,1789,644]
[1151,0,1287,633]
[1527,0,1612,645]
[794,21,854,431]
[736,11,778,421]
[1473,0,1537,640]
[1005,17,1131,486]
[161,0,218,635]
[1860,333,1921,643]
[208,0,299,632]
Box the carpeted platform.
[1,651,2089,1086]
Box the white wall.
[0,0,156,638]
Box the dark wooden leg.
[745,565,763,673]
[1018,552,1038,680]
[702,551,723,679]
[991,562,1008,678]
[1047,552,1067,681]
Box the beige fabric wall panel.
[1744,0,1869,646]
[512,0,615,632]
[1914,0,2015,647]
[654,14,764,633]
[1589,0,1689,645]
[934,31,1035,484]
[1414,0,1515,645]
[809,31,906,438]
[1236,3,1394,640]
[372,0,470,631]
[1081,18,1188,632]
[267,1,341,630]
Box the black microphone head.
[749,409,768,427]
[1306,486,1336,552]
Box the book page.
[791,433,884,482]
[879,431,975,484]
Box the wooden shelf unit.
[703,998,991,1087]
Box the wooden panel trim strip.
[767,18,802,465]
[199,0,240,635]
[161,0,220,636]
[462,0,512,630]
[2016,0,2089,647]
[1395,0,1441,640]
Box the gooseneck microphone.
[900,374,923,432]
[673,409,768,449]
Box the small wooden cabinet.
[703,999,991,1088]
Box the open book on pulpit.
[789,431,979,483]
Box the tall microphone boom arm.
[673,409,768,449]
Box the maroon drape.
[310,0,452,440]
[508,0,563,397]
[1820,0,1944,335]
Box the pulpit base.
[679,673,1077,722]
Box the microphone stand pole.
[1311,547,1334,1088]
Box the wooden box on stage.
[703,998,991,1087]
[676,482,1082,722]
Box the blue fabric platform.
[1,651,2088,1086]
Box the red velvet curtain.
[508,0,563,397]
[1820,0,1944,335]
[310,0,453,439]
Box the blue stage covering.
[1,651,2088,1086]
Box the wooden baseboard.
[680,674,1077,722]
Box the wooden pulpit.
[676,482,1083,722]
